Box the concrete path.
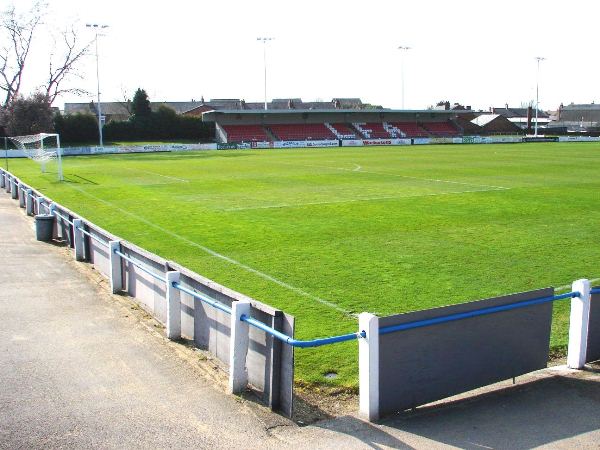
[1,192,599,449]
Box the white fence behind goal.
[8,133,63,181]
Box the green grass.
[4,143,600,387]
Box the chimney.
[526,106,533,134]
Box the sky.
[5,0,600,111]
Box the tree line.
[54,89,213,144]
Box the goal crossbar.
[8,133,63,181]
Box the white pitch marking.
[556,278,600,291]
[125,167,189,183]
[63,184,354,317]
[278,161,509,190]
[352,164,362,172]
[224,187,507,211]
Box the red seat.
[222,125,269,142]
[269,124,336,141]
[422,122,460,136]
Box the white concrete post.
[36,197,45,215]
[165,271,182,340]
[108,240,123,293]
[0,171,5,188]
[359,312,380,422]
[25,189,34,216]
[10,178,17,199]
[567,279,591,369]
[229,300,251,394]
[18,184,26,208]
[5,175,10,192]
[72,219,85,261]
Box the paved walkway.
[1,192,599,449]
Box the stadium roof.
[202,108,474,121]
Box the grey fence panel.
[53,207,73,247]
[378,288,553,416]
[170,261,295,415]
[586,288,600,363]
[86,224,117,279]
[121,243,168,324]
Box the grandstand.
[202,109,475,143]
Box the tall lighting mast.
[257,37,274,110]
[86,23,109,146]
[534,56,546,137]
[398,46,411,109]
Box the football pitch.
[4,142,600,387]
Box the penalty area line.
[63,183,354,317]
[125,167,189,183]
[223,187,509,212]
[276,161,509,190]
[555,277,600,291]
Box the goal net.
[8,133,63,181]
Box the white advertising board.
[273,141,307,148]
[413,138,431,145]
[251,142,272,149]
[558,136,600,142]
[341,140,364,147]
[305,140,339,147]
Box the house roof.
[491,106,549,119]
[556,103,600,123]
[471,114,500,127]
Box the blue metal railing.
[171,282,232,314]
[241,314,365,348]
[591,288,600,295]
[113,248,167,284]
[53,210,73,226]
[75,225,110,247]
[379,291,578,335]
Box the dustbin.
[35,214,54,242]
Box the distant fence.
[3,135,599,159]
[1,166,598,422]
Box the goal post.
[7,133,63,181]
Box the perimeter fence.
[1,167,598,421]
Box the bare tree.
[0,2,92,107]
[0,2,43,106]
[44,26,92,104]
